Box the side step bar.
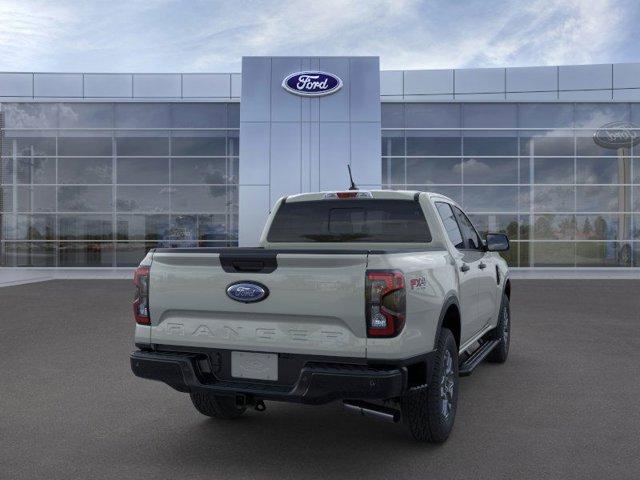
[343,400,401,423]
[458,339,500,377]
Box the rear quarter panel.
[366,251,457,360]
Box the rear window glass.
[267,199,431,243]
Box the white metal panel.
[350,122,381,187]
[231,73,242,98]
[380,70,403,96]
[238,122,270,185]
[240,57,271,122]
[613,63,640,89]
[0,73,33,97]
[404,69,453,95]
[238,185,271,246]
[558,89,612,100]
[319,122,350,190]
[270,57,302,122]
[34,73,83,97]
[349,57,381,122]
[506,91,558,100]
[559,64,611,91]
[455,68,504,94]
[182,74,230,97]
[454,93,505,100]
[84,73,132,97]
[270,122,302,205]
[506,66,557,92]
[613,89,640,101]
[133,74,181,97]
[319,57,350,122]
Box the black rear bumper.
[130,349,411,405]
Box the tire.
[401,328,458,443]
[190,392,247,419]
[487,293,510,363]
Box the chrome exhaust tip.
[343,400,401,423]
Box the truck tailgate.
[149,250,369,357]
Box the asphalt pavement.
[1,279,639,480]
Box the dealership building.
[1,56,640,271]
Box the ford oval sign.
[226,281,269,303]
[282,71,343,97]
[593,121,640,149]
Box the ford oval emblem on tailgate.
[226,281,269,303]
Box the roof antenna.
[347,164,358,190]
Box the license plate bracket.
[231,351,278,381]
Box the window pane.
[58,242,114,267]
[576,242,632,267]
[1,157,12,183]
[518,104,574,129]
[406,104,460,128]
[58,214,113,240]
[406,132,461,156]
[533,186,574,212]
[195,214,229,241]
[381,131,404,156]
[574,103,630,128]
[171,134,226,156]
[116,214,170,241]
[116,158,169,184]
[463,186,518,212]
[58,158,112,184]
[228,103,240,127]
[533,214,575,240]
[463,104,516,128]
[14,214,55,240]
[576,186,630,212]
[58,103,113,128]
[2,104,58,128]
[116,186,170,212]
[227,130,239,157]
[576,134,628,156]
[381,103,404,128]
[171,158,227,184]
[114,104,170,128]
[462,157,517,184]
[576,214,630,240]
[519,134,574,156]
[115,242,158,267]
[3,136,57,156]
[531,242,575,266]
[1,242,56,267]
[407,158,461,184]
[453,206,482,249]
[171,103,227,128]
[435,202,464,248]
[463,136,518,156]
[382,158,404,185]
[467,214,519,239]
[576,157,629,184]
[58,137,113,156]
[171,186,229,213]
[17,186,56,212]
[16,157,56,184]
[1,186,12,211]
[116,136,168,156]
[58,186,113,212]
[534,158,574,184]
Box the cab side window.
[452,206,483,250]
[435,202,464,249]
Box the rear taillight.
[365,270,406,337]
[133,265,150,325]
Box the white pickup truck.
[131,190,511,443]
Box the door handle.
[460,263,470,272]
[479,262,487,270]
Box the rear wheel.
[401,327,458,443]
[190,392,246,419]
[487,293,510,363]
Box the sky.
[0,0,638,73]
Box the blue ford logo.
[226,281,269,303]
[282,71,343,97]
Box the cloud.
[0,0,637,72]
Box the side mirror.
[485,233,510,252]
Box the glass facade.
[0,102,239,266]
[1,100,639,268]
[382,103,640,268]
